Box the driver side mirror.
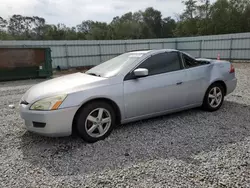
[133,68,148,78]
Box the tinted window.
[182,53,201,68]
[138,52,182,76]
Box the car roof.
[128,49,179,54]
[129,50,152,54]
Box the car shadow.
[20,100,250,176]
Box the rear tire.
[202,83,225,112]
[76,101,116,143]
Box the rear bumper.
[225,78,237,95]
[19,104,78,137]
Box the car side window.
[182,53,200,68]
[137,52,182,76]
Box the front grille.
[33,122,46,128]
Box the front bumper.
[19,104,79,137]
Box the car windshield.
[85,52,145,77]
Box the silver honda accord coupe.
[19,49,237,142]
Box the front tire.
[202,83,225,112]
[76,101,116,143]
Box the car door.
[123,51,188,119]
[181,53,210,105]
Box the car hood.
[22,73,108,103]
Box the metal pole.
[64,44,69,68]
[124,42,127,52]
[175,40,178,50]
[229,38,233,61]
[199,40,202,58]
[98,43,102,63]
[148,42,150,49]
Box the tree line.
[0,0,250,40]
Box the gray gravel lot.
[0,63,250,188]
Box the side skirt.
[121,103,202,124]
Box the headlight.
[30,94,67,111]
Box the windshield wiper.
[86,72,101,77]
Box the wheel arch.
[72,97,121,135]
[201,80,227,111]
[203,80,227,103]
[210,80,227,94]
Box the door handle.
[176,82,183,85]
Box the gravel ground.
[0,63,250,188]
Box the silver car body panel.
[19,49,237,137]
[123,69,188,119]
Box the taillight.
[229,64,235,73]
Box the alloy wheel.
[85,108,112,138]
[208,87,223,108]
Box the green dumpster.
[0,47,52,81]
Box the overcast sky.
[0,0,216,26]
